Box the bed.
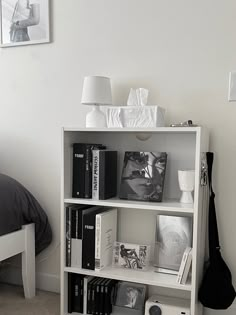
[0,223,35,298]
[0,174,52,298]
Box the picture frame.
[0,0,50,47]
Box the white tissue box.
[106,106,165,128]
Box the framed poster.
[0,0,50,47]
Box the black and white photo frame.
[0,0,50,47]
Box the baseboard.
[0,266,60,293]
[204,303,236,315]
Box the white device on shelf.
[145,295,190,315]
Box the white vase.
[178,170,195,204]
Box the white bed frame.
[0,223,35,298]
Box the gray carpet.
[0,283,60,315]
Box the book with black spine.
[68,273,73,313]
[85,144,106,198]
[72,273,81,313]
[91,278,100,315]
[66,206,72,267]
[72,143,87,198]
[119,151,167,202]
[83,276,94,315]
[70,204,93,268]
[94,278,104,315]
[99,278,110,315]
[92,150,118,200]
[104,279,116,315]
[87,277,97,314]
[82,206,106,270]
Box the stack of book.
[66,204,117,271]
[68,274,117,315]
[176,247,193,284]
[72,143,117,200]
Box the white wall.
[0,0,236,312]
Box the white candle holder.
[178,170,195,204]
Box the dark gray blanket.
[0,174,52,255]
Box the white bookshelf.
[61,127,209,315]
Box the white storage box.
[106,106,165,128]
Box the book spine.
[68,273,72,313]
[66,206,72,267]
[181,250,193,284]
[85,145,91,199]
[82,211,97,270]
[95,214,101,270]
[72,144,86,198]
[99,151,105,200]
[176,249,190,284]
[92,150,99,200]
[73,274,81,312]
[80,276,84,313]
[75,209,79,239]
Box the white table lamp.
[81,76,112,128]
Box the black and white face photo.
[1,0,49,46]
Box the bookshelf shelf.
[64,266,191,292]
[64,197,194,214]
[61,127,209,315]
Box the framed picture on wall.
[0,0,50,47]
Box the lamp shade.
[81,76,112,105]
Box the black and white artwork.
[154,215,193,272]
[113,242,150,270]
[119,152,167,202]
[115,282,146,310]
[0,0,49,47]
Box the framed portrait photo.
[0,0,50,47]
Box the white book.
[92,150,99,199]
[181,249,193,284]
[83,276,94,314]
[176,247,192,284]
[95,208,117,270]
[71,238,82,268]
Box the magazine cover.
[154,215,193,272]
[114,281,146,310]
[113,242,150,270]
[119,152,167,202]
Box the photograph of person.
[0,0,49,46]
[115,281,146,310]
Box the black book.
[72,143,104,198]
[91,278,100,315]
[67,204,92,267]
[68,273,73,313]
[66,206,72,267]
[119,151,167,202]
[92,150,118,200]
[72,273,81,313]
[104,279,116,315]
[87,278,97,314]
[85,144,105,199]
[72,143,87,198]
[82,206,106,270]
[80,276,84,313]
[99,278,109,315]
[94,278,104,315]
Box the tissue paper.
[127,88,149,106]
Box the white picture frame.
[0,0,50,47]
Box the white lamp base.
[86,106,107,128]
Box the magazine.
[114,282,146,310]
[119,152,167,202]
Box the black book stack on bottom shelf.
[68,273,117,315]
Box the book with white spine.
[176,247,192,284]
[181,248,193,284]
[95,208,117,270]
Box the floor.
[0,283,60,315]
